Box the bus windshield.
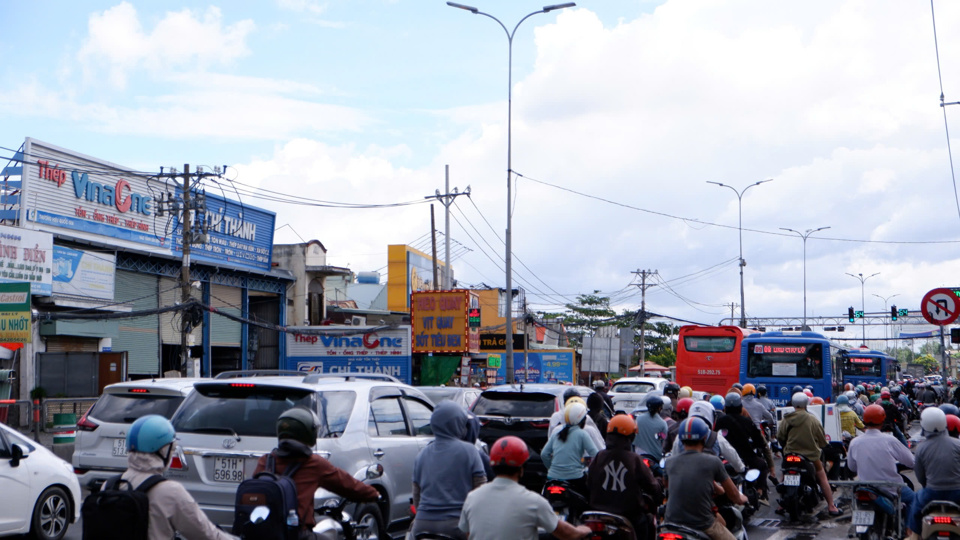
[746,342,824,379]
[843,356,882,378]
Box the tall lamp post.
[707,179,773,328]
[872,292,900,342]
[846,272,879,345]
[448,2,575,384]
[780,226,830,331]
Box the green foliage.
[914,354,940,374]
[560,291,617,348]
[647,349,676,368]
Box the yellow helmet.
[742,383,756,396]
[565,396,586,407]
[679,386,693,399]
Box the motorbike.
[542,479,589,524]
[849,482,904,540]
[640,454,665,480]
[311,464,385,540]
[656,522,711,540]
[581,511,637,540]
[738,469,762,521]
[776,453,821,522]
[920,500,960,540]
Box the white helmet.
[844,390,857,401]
[922,407,948,434]
[564,402,588,426]
[688,400,715,428]
[792,392,809,408]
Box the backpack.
[233,452,304,540]
[81,474,166,540]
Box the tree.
[914,354,940,374]
[559,291,617,349]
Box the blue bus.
[740,331,843,406]
[839,348,896,388]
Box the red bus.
[675,325,758,395]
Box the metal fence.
[0,397,97,434]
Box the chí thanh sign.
[0,282,31,343]
[411,290,480,354]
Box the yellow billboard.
[386,245,450,312]
[411,290,479,354]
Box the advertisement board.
[285,326,412,383]
[0,225,53,296]
[491,350,576,384]
[52,246,115,300]
[411,290,479,354]
[21,138,275,273]
[0,282,31,343]
[386,245,451,312]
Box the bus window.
[843,356,882,377]
[683,336,736,353]
[746,343,824,379]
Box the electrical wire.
[929,0,960,225]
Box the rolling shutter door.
[159,277,202,344]
[210,284,241,347]
[114,270,160,375]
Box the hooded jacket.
[412,401,487,521]
[587,433,662,521]
[121,451,237,540]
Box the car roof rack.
[213,370,307,379]
[302,373,401,384]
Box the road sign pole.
[941,326,949,380]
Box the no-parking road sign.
[921,287,960,326]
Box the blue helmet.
[678,416,710,442]
[709,395,724,411]
[837,395,850,406]
[940,403,960,417]
[127,415,176,454]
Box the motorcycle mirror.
[659,458,666,469]
[366,463,384,479]
[745,469,761,482]
[250,506,270,524]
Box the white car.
[609,377,670,413]
[72,377,201,489]
[0,421,82,540]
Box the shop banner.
[0,282,31,343]
[411,290,479,354]
[285,326,412,383]
[491,350,575,384]
[0,225,53,296]
[52,246,115,300]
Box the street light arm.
[446,2,478,13]
[780,227,802,238]
[544,3,576,12]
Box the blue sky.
[3,1,960,341]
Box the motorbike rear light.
[932,516,955,525]
[585,521,606,532]
[642,458,651,467]
[76,414,99,432]
[659,534,684,540]
[546,486,566,495]
[785,455,802,463]
[856,490,877,502]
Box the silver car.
[167,372,434,536]
[72,377,200,489]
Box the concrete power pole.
[424,166,470,290]
[180,164,192,376]
[633,269,658,376]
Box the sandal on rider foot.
[828,508,843,517]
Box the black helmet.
[664,383,680,396]
[646,396,664,415]
[277,407,319,446]
[756,384,768,397]
[792,385,803,395]
[562,388,579,405]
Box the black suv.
[470,384,611,491]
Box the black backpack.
[233,453,304,540]
[81,474,166,540]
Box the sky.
[3,0,960,344]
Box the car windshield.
[171,384,356,438]
[472,392,555,417]
[90,393,185,423]
[611,382,654,394]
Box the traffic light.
[891,305,898,321]
[952,328,960,344]
[848,307,855,323]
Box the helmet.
[566,396,586,407]
[792,392,810,408]
[593,379,606,389]
[724,392,742,409]
[856,385,865,394]
[679,386,693,399]
[277,407,320,446]
[922,407,948,434]
[947,415,960,438]
[490,436,529,467]
[564,402,588,426]
[675,397,695,417]
[709,395,725,411]
[836,395,850,406]
[741,383,756,396]
[792,385,804,395]
[844,390,857,401]
[803,389,814,398]
[863,404,886,426]
[756,384,768,397]
[804,385,814,391]
[727,387,742,396]
[844,383,853,391]
[678,416,710,442]
[880,390,891,400]
[608,414,638,436]
[881,387,889,394]
[891,386,902,396]
[645,396,664,415]
[732,382,743,390]
[127,415,176,454]
[689,401,715,428]
[810,396,825,405]
[562,388,579,404]
[940,403,960,417]
[664,383,680,396]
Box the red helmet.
[490,436,529,467]
[675,397,695,416]
[803,389,813,397]
[810,397,825,405]
[947,415,960,438]
[880,390,891,400]
[863,404,886,426]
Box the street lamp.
[707,179,773,328]
[872,292,900,342]
[846,271,880,345]
[448,2,576,384]
[780,226,830,331]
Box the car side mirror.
[9,443,24,467]
[366,464,384,479]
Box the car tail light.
[76,414,99,432]
[546,485,566,495]
[856,490,877,502]
[229,383,256,388]
[128,388,150,394]
[785,455,802,463]
[73,468,88,475]
[169,455,184,470]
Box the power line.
[929,0,960,225]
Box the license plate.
[853,510,875,525]
[212,457,245,483]
[112,438,127,457]
[784,474,801,486]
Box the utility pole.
[180,164,192,375]
[430,204,439,289]
[424,166,470,290]
[727,303,739,324]
[633,269,658,376]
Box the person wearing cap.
[847,404,915,527]
[662,382,681,415]
[459,436,592,540]
[777,392,841,516]
[549,389,605,450]
[588,414,663,538]
[593,378,615,410]
[634,395,668,460]
[117,415,237,540]
[664,417,748,540]
[908,407,960,538]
